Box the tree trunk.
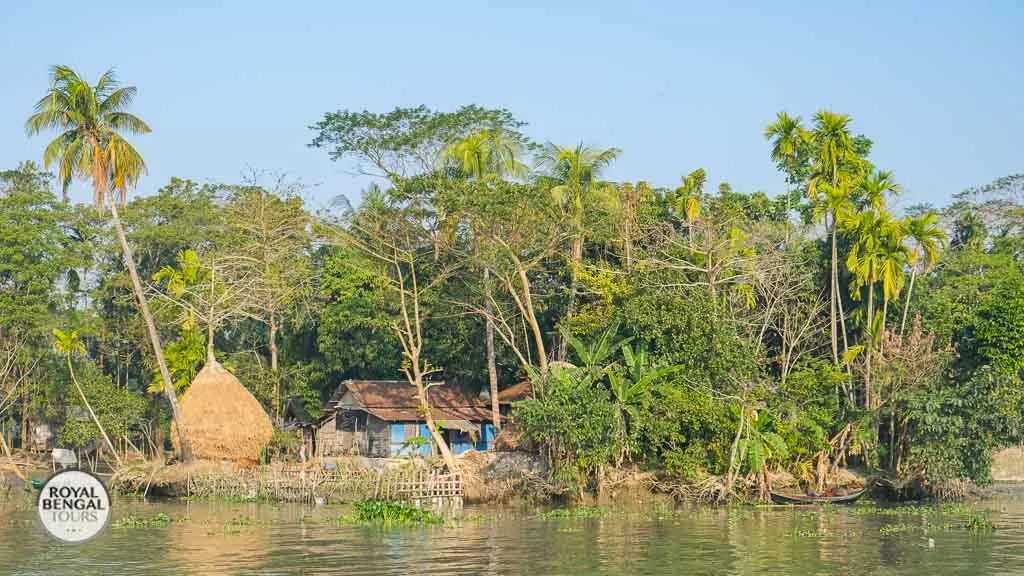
[784,175,791,244]
[518,264,548,379]
[899,266,918,338]
[411,360,456,471]
[725,397,746,495]
[269,315,280,420]
[484,268,500,433]
[830,215,839,364]
[67,356,121,466]
[558,235,584,360]
[20,372,28,450]
[881,298,889,354]
[107,192,193,462]
[865,284,875,409]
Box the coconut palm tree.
[536,143,620,357]
[26,65,193,461]
[764,112,809,240]
[444,129,527,431]
[443,129,527,180]
[900,211,947,336]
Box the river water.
[3,491,1024,575]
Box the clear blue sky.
[2,1,1021,210]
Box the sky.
[1,1,1022,211]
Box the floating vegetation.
[535,507,608,520]
[112,513,173,528]
[966,513,997,532]
[333,500,444,525]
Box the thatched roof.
[172,361,274,463]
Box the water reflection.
[1,495,1024,575]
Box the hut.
[172,361,274,463]
[315,380,532,458]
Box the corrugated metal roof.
[321,380,497,423]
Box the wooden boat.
[770,487,868,505]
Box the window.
[335,409,367,432]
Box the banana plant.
[608,343,683,465]
[736,409,789,500]
[559,320,633,381]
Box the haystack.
[172,361,274,463]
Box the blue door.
[478,423,496,451]
[389,422,406,456]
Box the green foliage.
[9,89,1024,501]
[967,271,1024,371]
[112,513,173,529]
[618,281,755,384]
[59,361,146,448]
[0,164,71,332]
[515,369,620,489]
[351,500,443,525]
[775,361,845,461]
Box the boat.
[770,487,868,505]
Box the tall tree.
[900,211,947,337]
[536,143,620,357]
[224,175,313,420]
[847,211,907,407]
[764,112,809,241]
[810,110,855,365]
[25,66,193,460]
[443,129,527,431]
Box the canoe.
[770,487,868,505]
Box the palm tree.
[810,110,855,366]
[764,112,809,240]
[846,211,907,408]
[678,168,706,243]
[536,143,621,358]
[443,129,527,180]
[899,211,946,337]
[26,66,193,461]
[813,180,856,363]
[444,129,527,432]
[856,169,901,214]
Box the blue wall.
[388,421,495,456]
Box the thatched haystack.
[172,361,273,463]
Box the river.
[2,491,1024,575]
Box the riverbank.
[4,447,995,507]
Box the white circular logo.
[36,470,111,543]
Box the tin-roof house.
[315,380,531,458]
